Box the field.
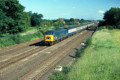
[67,28,120,80]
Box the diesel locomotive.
[44,23,94,46]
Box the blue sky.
[19,0,120,20]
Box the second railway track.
[0,46,47,70]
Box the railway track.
[0,31,85,71]
[0,31,79,70]
[19,30,92,80]
[0,30,84,72]
[0,46,47,70]
[0,29,95,80]
[0,37,46,70]
[0,46,38,62]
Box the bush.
[75,48,82,58]
[49,66,71,80]
[10,34,21,44]
[0,36,15,48]
[97,26,106,30]
[86,37,92,46]
[106,25,115,29]
[0,32,43,49]
[49,72,65,80]
[63,66,71,74]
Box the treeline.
[99,7,120,29]
[0,0,91,35]
[0,0,25,34]
[0,0,44,34]
[0,0,91,49]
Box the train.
[44,23,94,46]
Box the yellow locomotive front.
[44,35,54,42]
[44,31,54,45]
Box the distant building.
[74,19,80,25]
[59,18,65,24]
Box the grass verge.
[0,32,43,49]
[68,28,120,80]
[49,28,120,80]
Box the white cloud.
[98,10,105,14]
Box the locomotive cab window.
[46,37,51,39]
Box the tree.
[70,18,74,22]
[64,19,70,25]
[30,13,43,26]
[0,0,26,34]
[58,21,64,28]
[69,18,74,25]
[103,7,120,29]
[23,12,31,28]
[41,20,54,27]
[81,18,84,22]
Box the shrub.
[10,34,21,44]
[63,66,71,74]
[86,37,92,46]
[49,72,65,80]
[0,32,43,49]
[75,48,82,58]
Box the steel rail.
[0,46,47,70]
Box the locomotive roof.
[48,28,66,32]
[66,25,83,29]
[45,28,67,35]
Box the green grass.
[67,28,120,80]
[26,26,38,31]
[0,32,43,49]
[110,29,120,44]
[20,26,38,35]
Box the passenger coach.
[44,23,94,46]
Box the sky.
[19,0,120,20]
